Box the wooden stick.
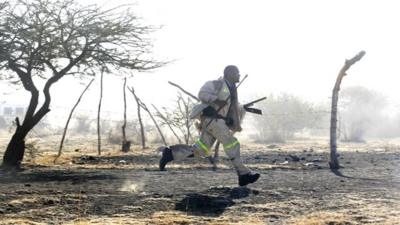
[97,69,104,155]
[121,77,130,152]
[55,78,94,163]
[330,51,365,170]
[168,81,199,101]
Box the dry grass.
[0,219,46,225]
[287,212,353,225]
[59,211,265,225]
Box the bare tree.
[55,78,94,162]
[0,0,163,169]
[152,104,183,144]
[121,77,131,152]
[157,92,196,145]
[330,51,365,170]
[128,86,146,149]
[97,69,104,155]
[128,86,167,146]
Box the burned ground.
[0,138,399,224]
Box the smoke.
[119,178,146,193]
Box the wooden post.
[97,69,104,155]
[121,77,131,152]
[55,78,94,163]
[330,51,365,170]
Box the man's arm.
[198,81,219,104]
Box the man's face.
[224,65,241,83]
[233,73,240,83]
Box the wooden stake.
[121,77,131,152]
[330,51,365,170]
[97,69,104,155]
[55,78,94,163]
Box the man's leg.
[158,132,216,171]
[205,118,260,186]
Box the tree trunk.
[128,87,146,149]
[2,72,42,170]
[330,51,365,170]
[121,77,131,152]
[144,105,167,146]
[2,121,26,169]
[55,78,94,162]
[97,70,104,155]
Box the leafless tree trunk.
[176,94,194,144]
[142,103,167,146]
[330,51,365,170]
[152,104,183,144]
[97,69,104,155]
[121,77,131,152]
[128,86,167,146]
[128,86,146,149]
[55,78,94,163]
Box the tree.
[0,0,163,169]
[155,92,197,145]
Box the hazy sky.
[2,0,400,119]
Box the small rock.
[267,144,278,149]
[24,183,31,187]
[74,149,80,152]
[288,155,300,162]
[44,199,55,205]
[118,160,127,164]
[312,158,323,162]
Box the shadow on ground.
[174,186,260,216]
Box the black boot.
[159,147,173,171]
[239,172,260,186]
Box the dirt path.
[0,141,399,224]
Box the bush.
[251,93,325,143]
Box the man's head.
[223,65,240,84]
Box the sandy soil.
[0,135,399,224]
